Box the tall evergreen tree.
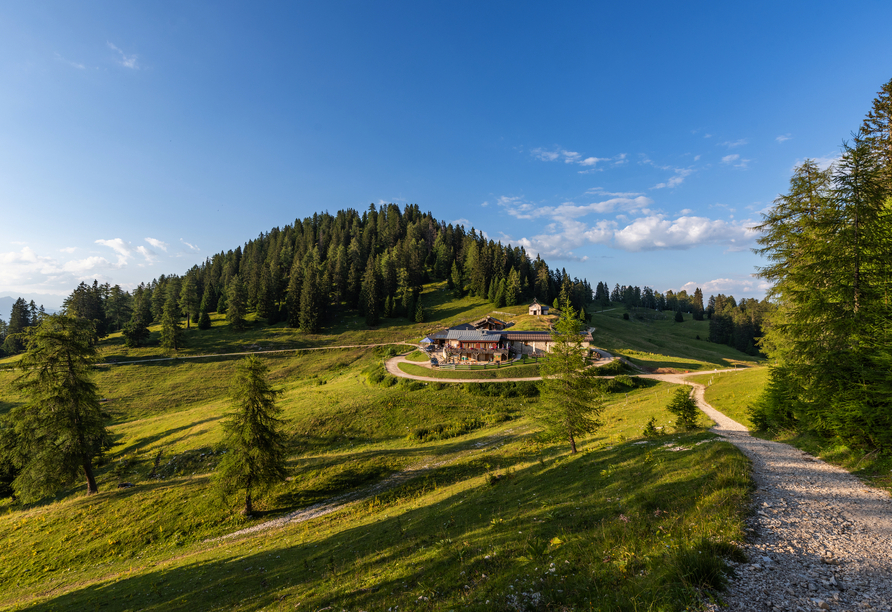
[160,288,184,351]
[1,315,111,501]
[299,262,321,333]
[227,275,248,331]
[216,355,288,516]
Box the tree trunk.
[569,432,577,454]
[243,490,253,516]
[83,459,99,495]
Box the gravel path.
[669,373,892,612]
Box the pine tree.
[450,261,463,297]
[1,315,111,501]
[160,290,184,351]
[216,356,288,516]
[414,299,425,323]
[285,256,303,329]
[227,275,248,331]
[299,262,320,333]
[362,256,381,327]
[531,304,603,453]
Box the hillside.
[0,290,763,611]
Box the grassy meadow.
[0,296,759,610]
[589,308,764,371]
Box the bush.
[623,313,629,320]
[674,311,684,323]
[666,387,699,430]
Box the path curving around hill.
[667,372,892,612]
[384,349,616,383]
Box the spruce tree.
[227,275,248,331]
[160,292,184,351]
[299,263,320,333]
[414,300,424,323]
[531,304,603,453]
[216,355,288,516]
[2,315,111,501]
[450,261,463,297]
[362,256,380,327]
[285,256,303,329]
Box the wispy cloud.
[107,42,138,69]
[180,238,200,252]
[59,247,77,253]
[145,237,168,251]
[775,134,792,143]
[0,246,116,295]
[531,147,626,172]
[135,246,157,263]
[54,53,85,70]
[721,154,751,169]
[721,139,748,148]
[651,167,694,189]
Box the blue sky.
[2,2,892,310]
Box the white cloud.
[679,277,770,297]
[135,246,158,263]
[180,238,200,251]
[532,147,625,171]
[776,134,792,143]
[59,247,77,253]
[95,238,133,265]
[496,194,654,221]
[613,215,758,252]
[107,42,138,69]
[652,167,694,189]
[62,256,113,274]
[722,154,739,164]
[0,246,118,295]
[721,139,748,148]
[145,237,168,251]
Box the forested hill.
[65,204,594,341]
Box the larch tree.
[1,315,111,501]
[532,302,603,453]
[216,355,288,516]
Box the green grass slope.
[590,307,764,371]
[0,292,760,610]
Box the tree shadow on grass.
[17,435,749,612]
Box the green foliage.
[197,311,212,330]
[160,291,184,351]
[674,310,684,323]
[642,416,662,438]
[216,355,288,516]
[754,79,892,449]
[533,303,603,453]
[226,274,248,331]
[666,386,699,431]
[1,315,111,501]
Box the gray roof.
[444,330,499,341]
